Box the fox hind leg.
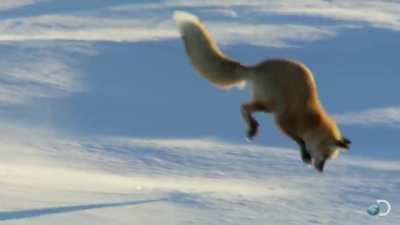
[240,102,271,140]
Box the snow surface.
[0,126,398,225]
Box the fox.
[173,11,351,172]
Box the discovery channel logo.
[367,200,391,217]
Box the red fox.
[173,11,350,172]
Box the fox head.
[310,137,351,172]
[304,121,351,172]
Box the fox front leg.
[240,102,271,140]
[297,139,312,165]
[285,133,312,165]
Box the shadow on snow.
[0,198,166,221]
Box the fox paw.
[246,120,259,140]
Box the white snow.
[0,127,398,225]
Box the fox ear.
[336,137,351,149]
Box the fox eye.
[336,137,351,149]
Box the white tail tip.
[173,11,200,29]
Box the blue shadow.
[0,198,166,221]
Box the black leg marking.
[246,119,259,140]
[295,139,312,165]
[301,148,312,165]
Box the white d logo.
[376,200,391,217]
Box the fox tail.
[173,11,248,89]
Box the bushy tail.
[173,11,247,89]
